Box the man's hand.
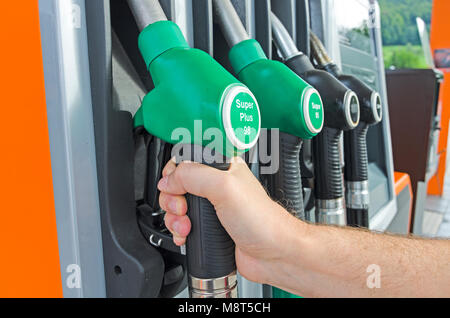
[157,157,303,284]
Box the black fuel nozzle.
[310,30,384,228]
[272,13,360,226]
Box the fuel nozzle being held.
[129,0,262,298]
[310,30,383,228]
[271,13,360,226]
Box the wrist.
[279,214,313,265]
[261,205,314,287]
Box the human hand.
[157,157,302,284]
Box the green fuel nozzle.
[129,0,262,298]
[310,30,384,228]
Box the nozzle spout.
[310,30,333,66]
[271,12,301,61]
[212,0,250,47]
[128,0,167,31]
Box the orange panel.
[428,0,450,196]
[0,1,62,297]
[430,0,450,51]
[394,172,413,233]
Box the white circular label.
[221,85,261,151]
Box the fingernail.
[158,177,168,191]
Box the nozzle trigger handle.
[185,162,236,280]
[266,132,305,219]
[313,127,344,200]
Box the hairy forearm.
[266,219,450,298]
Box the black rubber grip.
[186,162,235,280]
[347,208,369,228]
[344,123,369,182]
[313,127,344,200]
[266,132,304,219]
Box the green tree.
[383,45,429,69]
[378,0,432,46]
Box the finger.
[158,161,228,200]
[164,213,191,238]
[159,193,188,216]
[162,157,177,177]
[173,235,186,247]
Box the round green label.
[306,90,324,133]
[229,92,260,147]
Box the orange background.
[428,0,450,196]
[0,1,62,297]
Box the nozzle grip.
[313,127,344,200]
[344,124,369,182]
[264,132,305,219]
[186,162,236,280]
